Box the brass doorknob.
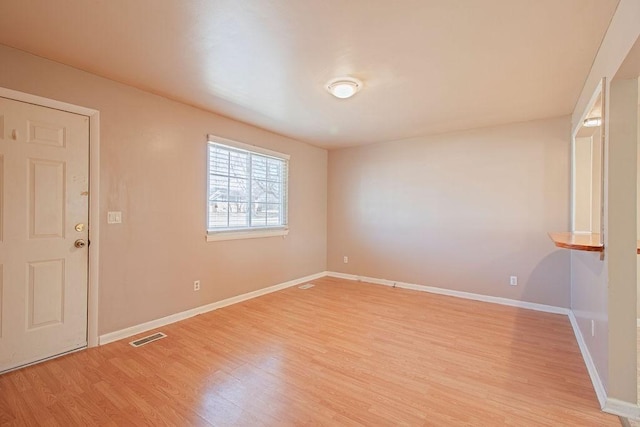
[74,239,86,248]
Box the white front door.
[0,97,90,373]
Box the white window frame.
[206,135,290,242]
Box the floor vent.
[129,332,167,347]
[298,283,315,290]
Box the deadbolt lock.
[75,223,85,232]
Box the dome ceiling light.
[583,117,602,127]
[327,77,362,99]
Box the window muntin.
[207,137,288,234]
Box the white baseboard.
[99,271,328,345]
[103,270,569,345]
[567,311,607,408]
[603,398,640,420]
[327,271,570,315]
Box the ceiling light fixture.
[327,77,362,99]
[583,117,602,127]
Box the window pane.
[267,158,281,181]
[252,155,267,180]
[210,147,230,175]
[229,177,248,202]
[209,201,229,228]
[229,151,249,178]
[251,203,267,226]
[266,204,281,226]
[209,175,229,201]
[266,182,281,203]
[229,202,249,227]
[252,179,267,203]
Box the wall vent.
[129,332,167,347]
[298,283,315,290]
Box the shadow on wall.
[477,247,571,308]
[526,250,572,303]
[572,249,605,277]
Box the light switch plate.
[107,211,122,224]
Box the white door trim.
[0,87,100,348]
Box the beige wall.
[607,77,638,402]
[0,45,327,335]
[574,136,594,232]
[328,117,571,307]
[592,129,602,235]
[571,0,640,407]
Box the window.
[206,135,289,241]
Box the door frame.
[0,87,100,347]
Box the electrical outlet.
[343,256,349,264]
[509,276,518,286]
[107,211,122,224]
[193,280,200,291]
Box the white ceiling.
[0,0,619,149]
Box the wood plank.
[0,277,621,425]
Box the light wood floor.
[0,277,621,426]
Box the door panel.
[27,120,66,147]
[0,154,3,242]
[0,265,3,338]
[0,97,89,372]
[29,159,66,239]
[27,259,65,329]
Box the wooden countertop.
[548,232,603,252]
[549,233,640,253]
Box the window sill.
[206,228,289,242]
